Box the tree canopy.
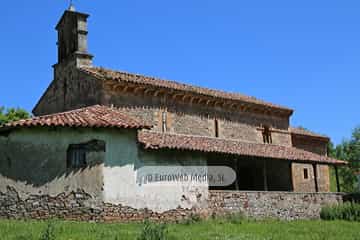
[329,126,360,193]
[0,107,30,125]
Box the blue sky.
[0,0,359,145]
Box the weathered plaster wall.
[103,138,209,212]
[0,128,107,203]
[1,128,209,213]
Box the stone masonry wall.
[33,66,103,116]
[291,135,328,156]
[292,163,330,193]
[100,86,292,145]
[208,191,343,220]
[35,65,292,146]
[0,187,343,222]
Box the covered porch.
[208,154,343,193]
[138,130,347,193]
[208,155,292,191]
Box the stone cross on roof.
[69,0,76,11]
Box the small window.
[303,168,309,180]
[67,147,87,169]
[162,110,167,132]
[67,140,106,169]
[214,119,219,138]
[262,126,272,144]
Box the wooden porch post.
[312,164,319,192]
[335,165,341,192]
[263,159,268,191]
[235,159,240,191]
[289,162,294,192]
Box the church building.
[0,6,346,221]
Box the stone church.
[0,7,346,221]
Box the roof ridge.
[79,66,294,114]
[84,67,254,97]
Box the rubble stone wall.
[207,191,343,220]
[0,187,343,222]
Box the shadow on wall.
[0,137,106,187]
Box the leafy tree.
[329,127,360,193]
[0,107,30,125]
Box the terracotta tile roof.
[290,127,330,141]
[1,105,151,131]
[138,130,346,165]
[80,67,294,115]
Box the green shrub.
[320,203,360,221]
[181,213,202,225]
[39,221,56,240]
[137,221,168,240]
[224,212,247,224]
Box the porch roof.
[138,130,347,165]
[0,105,151,132]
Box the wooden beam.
[312,164,319,192]
[114,85,123,91]
[263,159,268,191]
[197,98,205,105]
[239,104,246,111]
[104,80,116,87]
[144,89,154,95]
[289,162,294,192]
[133,86,145,94]
[121,86,130,92]
[154,90,162,97]
[335,166,341,192]
[172,93,183,101]
[214,101,222,108]
[222,101,231,108]
[182,95,191,102]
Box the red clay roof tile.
[138,130,346,165]
[290,127,330,140]
[80,67,294,115]
[1,105,151,131]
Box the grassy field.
[0,219,359,240]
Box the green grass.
[321,203,360,221]
[0,219,360,240]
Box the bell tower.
[55,5,93,67]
